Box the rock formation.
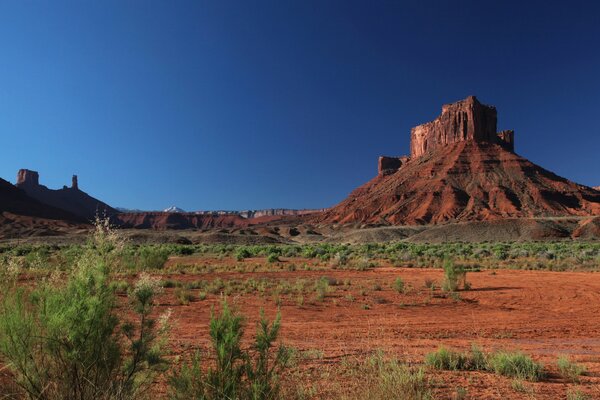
[594,186,600,191]
[378,156,409,176]
[0,177,86,238]
[315,96,600,225]
[16,169,118,221]
[410,96,513,158]
[16,169,39,187]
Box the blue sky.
[1,0,599,210]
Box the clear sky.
[1,1,599,211]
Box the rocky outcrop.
[410,96,514,158]
[378,156,409,176]
[15,169,118,221]
[16,169,39,187]
[496,130,515,151]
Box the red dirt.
[314,141,600,225]
[147,257,600,399]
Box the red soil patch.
[148,257,600,399]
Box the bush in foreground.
[169,301,289,400]
[0,219,169,400]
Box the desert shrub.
[137,246,170,270]
[314,277,330,302]
[0,219,169,400]
[330,252,349,267]
[168,302,289,400]
[393,277,405,294]
[488,352,544,381]
[267,253,280,263]
[425,347,470,371]
[442,259,467,292]
[557,356,586,382]
[341,351,432,400]
[236,248,252,261]
[424,345,487,372]
[175,287,195,305]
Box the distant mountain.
[116,207,147,213]
[594,186,600,191]
[16,169,118,221]
[0,177,82,221]
[0,176,86,238]
[164,206,186,213]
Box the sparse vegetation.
[557,355,586,382]
[338,351,433,400]
[567,388,590,400]
[426,345,544,381]
[1,235,599,398]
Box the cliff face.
[16,169,118,221]
[410,96,513,158]
[113,212,249,230]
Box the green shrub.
[138,246,169,270]
[0,220,169,400]
[424,345,486,372]
[488,352,544,381]
[267,253,279,263]
[236,248,252,261]
[393,277,405,294]
[168,302,289,400]
[557,356,586,382]
[442,259,467,292]
[425,347,470,371]
[426,346,543,381]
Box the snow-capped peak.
[163,206,186,213]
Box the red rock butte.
[411,95,514,158]
[316,96,600,225]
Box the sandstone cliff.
[410,96,514,158]
[16,169,118,221]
